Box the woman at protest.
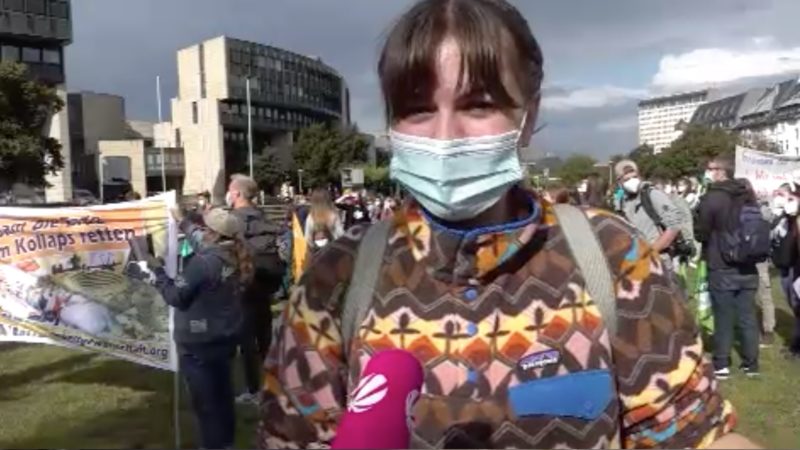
[770,183,800,359]
[304,188,344,252]
[154,207,252,449]
[258,0,755,448]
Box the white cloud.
[652,41,800,89]
[541,86,646,111]
[596,115,637,132]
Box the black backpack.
[639,185,696,258]
[719,199,771,265]
[241,211,285,279]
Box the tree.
[655,124,740,180]
[556,154,597,185]
[253,152,288,196]
[363,164,391,194]
[0,62,65,187]
[292,123,369,189]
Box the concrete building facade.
[68,91,128,194]
[0,0,73,201]
[155,36,350,198]
[638,90,709,153]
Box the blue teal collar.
[421,192,540,241]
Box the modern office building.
[155,36,351,198]
[0,0,73,201]
[637,90,709,153]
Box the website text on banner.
[735,146,800,198]
[0,193,179,371]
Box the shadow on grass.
[0,389,195,449]
[775,306,798,350]
[55,359,172,393]
[40,358,260,449]
[0,342,23,354]
[0,353,96,399]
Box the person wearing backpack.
[613,161,690,274]
[695,155,768,379]
[226,174,285,405]
[256,2,756,448]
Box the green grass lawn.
[1,281,799,448]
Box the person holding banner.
[154,207,253,449]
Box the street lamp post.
[246,76,254,179]
[298,169,304,195]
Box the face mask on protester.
[621,177,642,194]
[677,184,688,194]
[785,198,799,216]
[389,114,528,222]
[577,181,588,194]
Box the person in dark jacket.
[695,155,760,378]
[770,182,800,359]
[226,174,284,405]
[155,207,252,449]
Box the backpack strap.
[552,204,618,336]
[341,221,391,359]
[639,185,666,231]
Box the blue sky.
[65,0,800,161]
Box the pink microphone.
[332,349,425,449]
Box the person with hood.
[257,0,754,448]
[613,160,684,269]
[226,174,285,404]
[154,207,251,449]
[695,155,760,379]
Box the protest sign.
[735,146,800,198]
[0,192,178,370]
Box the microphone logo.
[348,373,388,413]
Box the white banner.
[0,193,178,371]
[735,146,800,198]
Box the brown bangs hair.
[378,0,544,122]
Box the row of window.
[229,64,339,93]
[223,108,317,130]
[0,43,60,64]
[146,152,184,167]
[229,44,330,77]
[2,0,68,18]
[227,86,341,113]
[640,98,705,110]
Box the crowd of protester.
[555,156,800,379]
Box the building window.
[192,102,198,124]
[1,45,19,61]
[48,0,68,18]
[42,48,60,64]
[21,46,40,62]
[4,0,24,12]
[175,128,181,147]
[26,0,45,14]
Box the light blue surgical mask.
[389,127,524,222]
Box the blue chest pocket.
[508,370,614,420]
